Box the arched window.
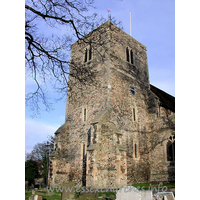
[82,143,87,186]
[87,128,91,147]
[93,124,97,144]
[89,47,92,60]
[135,144,138,158]
[84,108,87,122]
[126,47,129,62]
[83,144,85,157]
[84,48,87,63]
[133,139,139,160]
[133,108,136,121]
[130,50,134,64]
[82,106,87,122]
[117,135,120,144]
[167,135,175,161]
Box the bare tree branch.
[25,0,123,115]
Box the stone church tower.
[48,21,175,188]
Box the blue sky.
[25,0,175,153]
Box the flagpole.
[129,10,132,36]
[107,9,111,21]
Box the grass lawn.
[25,191,62,200]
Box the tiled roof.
[150,84,175,112]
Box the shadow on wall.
[167,136,175,182]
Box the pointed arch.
[167,135,175,161]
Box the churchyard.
[25,182,175,200]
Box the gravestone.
[78,197,99,200]
[103,195,115,200]
[25,181,29,191]
[79,187,98,198]
[109,194,115,199]
[61,181,75,200]
[101,194,106,198]
[154,192,175,200]
[116,186,153,200]
[34,195,38,200]
[116,186,140,200]
[35,191,46,196]
[140,190,153,200]
[38,195,42,200]
[29,195,34,200]
[46,192,54,196]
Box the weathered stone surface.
[28,195,34,200]
[33,195,38,200]
[140,190,153,200]
[35,191,46,196]
[116,186,153,200]
[79,187,98,198]
[78,197,99,200]
[49,21,175,188]
[38,196,42,200]
[61,181,75,200]
[154,192,175,200]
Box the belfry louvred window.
[89,47,92,60]
[130,50,134,64]
[84,48,92,63]
[126,47,129,62]
[126,47,134,65]
[84,49,87,63]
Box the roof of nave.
[150,84,175,112]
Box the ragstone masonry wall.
[49,21,175,188]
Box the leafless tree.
[25,0,122,115]
[25,142,47,173]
